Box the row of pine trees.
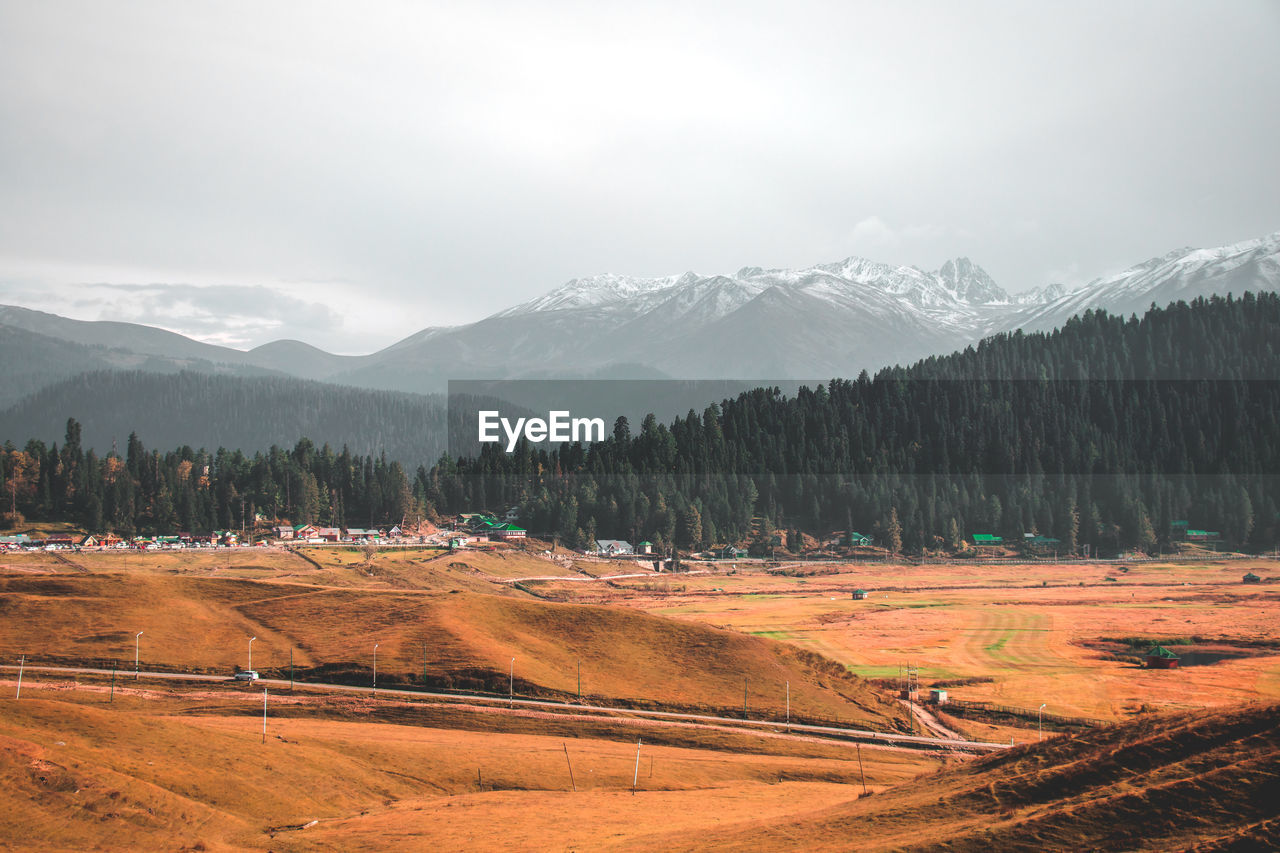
[2,427,419,537]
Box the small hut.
[1146,644,1181,669]
[1243,572,1262,584]
[851,589,868,600]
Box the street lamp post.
[134,631,143,680]
[1039,703,1047,741]
[248,636,256,673]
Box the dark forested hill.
[427,293,1280,554]
[0,371,444,466]
[896,290,1280,380]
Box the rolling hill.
[665,701,1280,851]
[0,563,906,726]
[0,370,445,465]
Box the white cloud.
[0,1,1276,346]
[848,216,901,251]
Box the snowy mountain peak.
[937,258,1008,304]
[496,271,697,316]
[1016,230,1280,333]
[1012,283,1068,305]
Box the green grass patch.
[749,630,797,641]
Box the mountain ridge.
[1,230,1277,398]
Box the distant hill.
[0,370,445,465]
[683,701,1280,851]
[0,313,288,408]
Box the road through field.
[1,664,1007,752]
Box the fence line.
[942,698,1108,729]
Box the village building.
[459,513,493,530]
[972,533,1002,553]
[851,589,868,600]
[595,539,633,556]
[346,527,381,542]
[489,523,526,540]
[1146,644,1181,669]
[1243,571,1262,584]
[273,525,295,540]
[1022,533,1062,555]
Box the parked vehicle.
[233,670,260,681]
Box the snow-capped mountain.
[2,231,1278,400]
[1016,232,1280,332]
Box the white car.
[233,670,260,681]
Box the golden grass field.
[549,558,1280,726]
[1,677,940,852]
[3,547,1278,850]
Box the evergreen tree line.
[421,294,1280,554]
[2,426,422,537]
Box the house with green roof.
[1146,644,1181,669]
[490,522,526,540]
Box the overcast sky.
[2,1,1278,353]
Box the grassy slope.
[0,546,580,593]
[0,569,906,727]
[0,688,939,852]
[650,702,1280,851]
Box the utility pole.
[373,643,379,694]
[134,631,143,680]
[15,655,24,699]
[289,647,294,690]
[562,743,576,792]
[262,688,268,744]
[110,660,116,702]
[248,636,256,673]
[856,743,868,795]
[632,738,642,795]
[1039,703,1046,741]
